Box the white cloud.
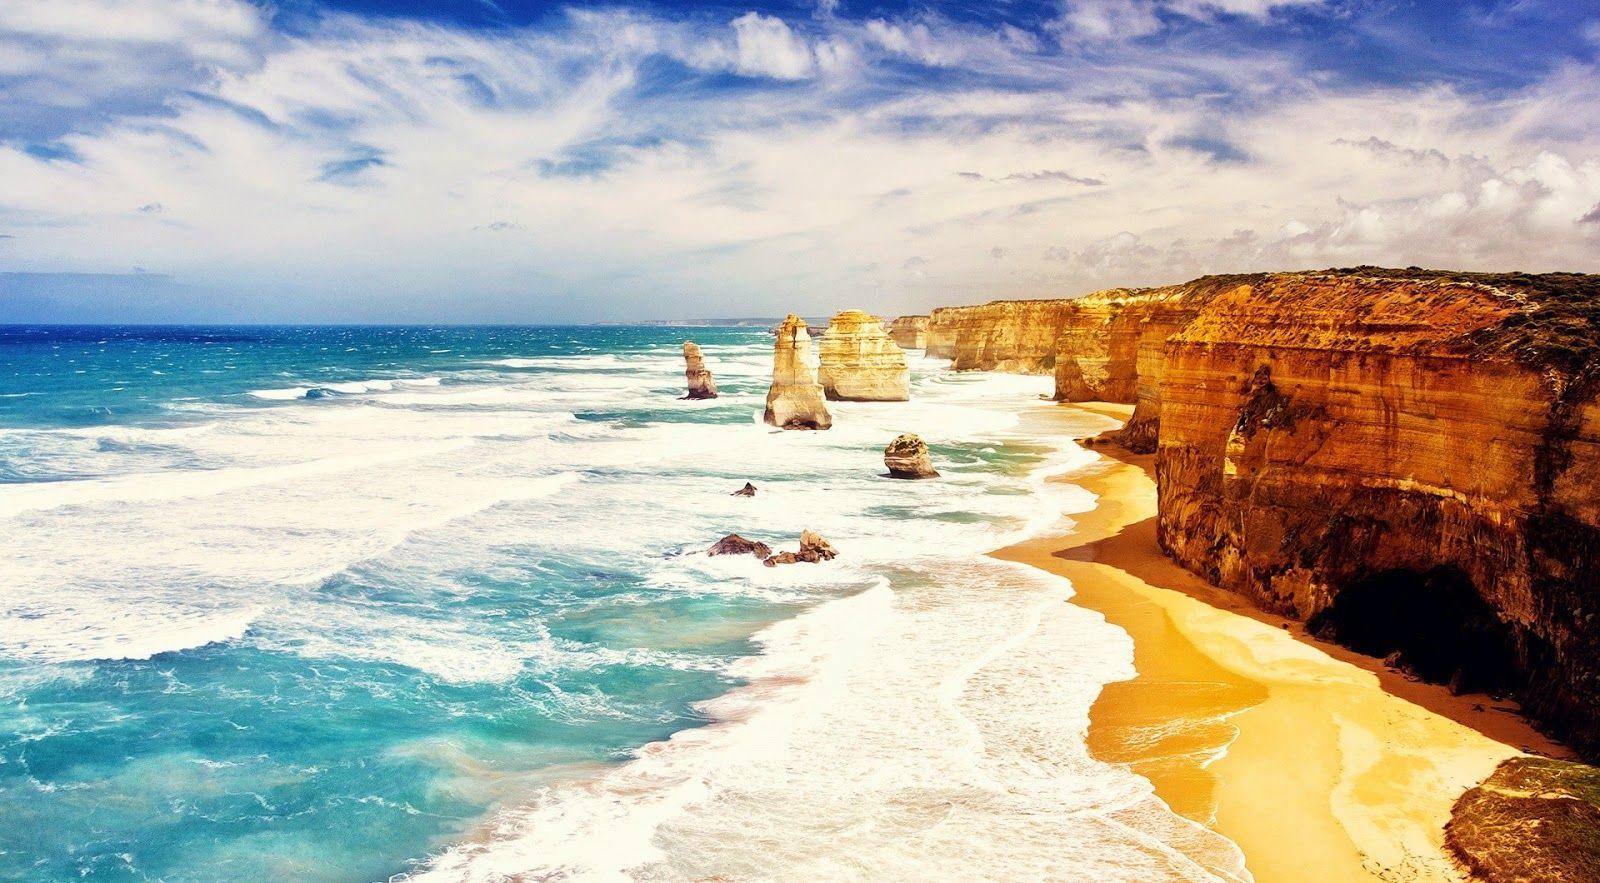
[1053,0,1323,42]
[0,6,1596,320]
[730,12,816,80]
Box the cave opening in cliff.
[1309,567,1520,696]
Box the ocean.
[0,325,1245,881]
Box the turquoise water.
[1,326,1149,881]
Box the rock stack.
[817,310,911,402]
[763,315,833,430]
[681,341,718,400]
[884,434,938,479]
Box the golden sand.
[994,403,1569,883]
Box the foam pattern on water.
[0,326,1243,881]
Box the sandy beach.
[995,402,1572,883]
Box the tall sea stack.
[681,341,718,399]
[817,310,911,402]
[763,314,833,430]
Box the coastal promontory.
[927,268,1600,760]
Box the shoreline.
[994,402,1571,883]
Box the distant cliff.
[924,300,1081,373]
[930,268,1600,757]
[887,315,930,350]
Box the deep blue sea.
[0,326,1244,882]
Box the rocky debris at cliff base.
[707,533,772,559]
[1446,756,1600,882]
[763,314,833,430]
[681,341,718,400]
[884,434,938,479]
[732,482,756,497]
[762,530,838,566]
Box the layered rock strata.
[763,315,833,430]
[1151,271,1600,753]
[817,310,911,402]
[924,300,1081,372]
[888,315,930,349]
[681,341,718,399]
[928,268,1600,756]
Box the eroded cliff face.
[817,310,911,402]
[927,268,1600,755]
[921,300,1084,373]
[1149,271,1600,753]
[887,315,930,350]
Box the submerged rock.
[707,533,772,559]
[763,315,832,430]
[762,529,838,566]
[732,482,757,497]
[817,310,910,402]
[681,341,718,400]
[884,433,938,479]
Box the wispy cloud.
[0,1,1596,321]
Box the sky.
[1,0,1599,322]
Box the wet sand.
[994,402,1570,883]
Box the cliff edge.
[930,267,1600,760]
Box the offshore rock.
[888,315,930,349]
[763,315,833,430]
[884,433,938,479]
[707,533,772,559]
[732,482,757,497]
[817,310,911,402]
[762,529,839,566]
[681,341,718,399]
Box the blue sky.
[1,0,1598,322]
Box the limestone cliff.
[888,315,930,350]
[764,314,833,430]
[927,268,1600,756]
[1149,270,1600,754]
[817,310,911,402]
[924,300,1082,373]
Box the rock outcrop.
[884,433,938,479]
[926,267,1600,756]
[763,315,833,430]
[1446,756,1600,882]
[763,529,838,566]
[681,341,718,399]
[817,310,911,402]
[888,315,930,349]
[707,533,772,559]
